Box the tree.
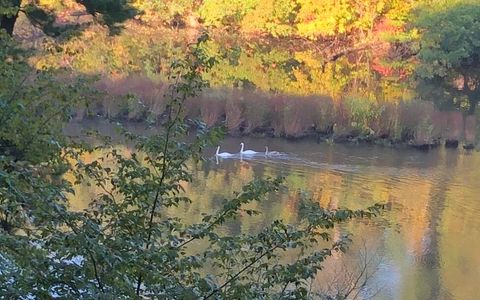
[0,32,383,298]
[415,2,480,115]
[0,31,95,237]
[0,0,20,36]
[0,0,136,36]
[198,0,257,28]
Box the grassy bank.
[78,76,478,148]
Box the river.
[67,121,480,299]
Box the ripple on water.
[208,142,480,300]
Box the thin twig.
[7,174,106,293]
[203,245,280,299]
[135,75,185,295]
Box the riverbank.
[70,113,479,153]
[71,76,478,151]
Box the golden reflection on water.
[68,136,480,299]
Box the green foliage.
[0,33,91,163]
[0,0,20,17]
[0,0,20,35]
[133,0,196,25]
[295,0,355,38]
[241,0,298,37]
[0,33,94,244]
[199,0,257,28]
[415,2,480,114]
[345,96,383,134]
[79,0,137,33]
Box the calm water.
[206,138,480,300]
[68,122,480,299]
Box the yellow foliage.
[37,0,66,10]
[296,0,355,38]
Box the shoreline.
[67,117,478,152]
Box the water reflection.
[69,132,480,299]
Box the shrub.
[344,96,383,136]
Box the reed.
[87,75,476,145]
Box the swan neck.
[216,146,220,155]
[240,143,244,152]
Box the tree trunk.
[0,0,22,36]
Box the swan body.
[240,143,257,155]
[216,146,233,157]
[265,146,281,156]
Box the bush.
[345,96,383,136]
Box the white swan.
[216,146,233,157]
[265,146,281,156]
[240,142,257,155]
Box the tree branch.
[203,245,280,299]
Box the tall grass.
[89,76,475,145]
[94,76,169,120]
